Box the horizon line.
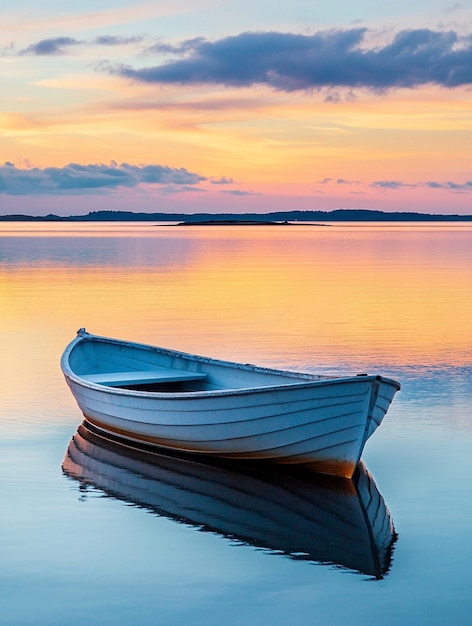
[1,208,472,222]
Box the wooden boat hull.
[62,422,397,578]
[61,329,400,478]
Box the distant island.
[177,219,297,226]
[1,209,472,222]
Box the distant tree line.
[1,209,471,222]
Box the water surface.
[1,222,471,625]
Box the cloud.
[371,180,417,189]
[0,42,14,56]
[18,35,146,56]
[335,178,361,185]
[210,176,235,185]
[0,162,206,195]
[318,177,361,185]
[92,35,145,46]
[426,180,472,191]
[444,3,465,14]
[317,177,472,192]
[220,189,260,196]
[371,179,472,192]
[158,184,207,195]
[106,28,472,92]
[145,37,206,56]
[20,37,82,56]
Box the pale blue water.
[1,222,471,625]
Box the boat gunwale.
[61,330,401,400]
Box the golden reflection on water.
[1,222,471,410]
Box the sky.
[1,0,472,216]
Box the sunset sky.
[1,1,472,216]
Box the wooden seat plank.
[82,369,206,387]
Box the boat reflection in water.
[62,422,397,579]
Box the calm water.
[1,222,471,625]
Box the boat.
[61,328,400,478]
[63,422,397,578]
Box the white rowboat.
[61,329,400,478]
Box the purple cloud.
[220,189,260,196]
[0,162,206,195]
[371,180,417,190]
[210,176,235,185]
[106,28,472,92]
[20,37,82,56]
[19,35,146,56]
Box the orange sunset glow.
[1,2,472,216]
[2,224,471,376]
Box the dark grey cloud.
[318,177,361,185]
[371,180,417,189]
[145,37,206,56]
[19,35,146,56]
[93,35,145,46]
[159,184,207,195]
[372,179,472,192]
[20,37,82,56]
[220,189,260,196]
[210,176,235,185]
[426,180,472,190]
[107,28,472,91]
[0,162,206,195]
[336,178,361,185]
[318,177,472,192]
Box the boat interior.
[69,337,322,392]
